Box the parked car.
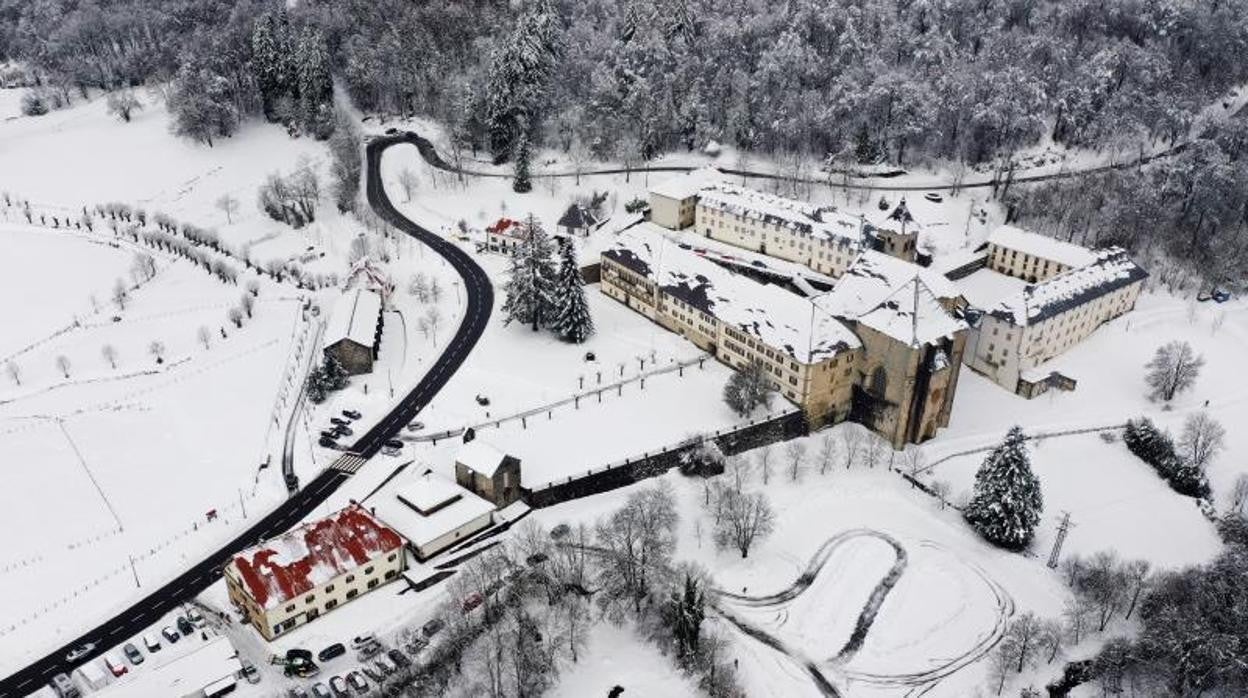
[317,643,346,662]
[347,671,369,692]
[334,425,354,437]
[177,616,194,636]
[103,654,128,678]
[421,618,445,638]
[402,637,428,656]
[350,635,377,650]
[461,592,484,614]
[383,438,403,450]
[65,643,96,663]
[161,626,180,643]
[311,682,333,698]
[475,394,491,406]
[924,192,944,203]
[142,634,161,652]
[356,640,383,661]
[186,608,206,627]
[238,657,261,684]
[122,643,143,665]
[330,417,348,426]
[288,688,310,698]
[49,672,81,698]
[387,648,411,668]
[373,656,395,675]
[330,675,350,696]
[405,421,425,432]
[342,410,362,420]
[319,437,340,449]
[319,430,339,440]
[381,446,401,457]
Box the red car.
[461,592,484,614]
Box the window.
[325,584,334,593]
[367,579,379,590]
[364,566,374,575]
[285,604,295,613]
[385,570,397,580]
[325,599,338,611]
[305,595,315,604]
[387,553,397,562]
[346,589,358,600]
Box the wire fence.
[408,353,711,444]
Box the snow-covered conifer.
[501,216,556,331]
[552,237,593,343]
[964,426,1043,550]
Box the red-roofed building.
[224,504,407,640]
[485,217,525,255]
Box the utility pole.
[129,555,141,588]
[239,488,247,520]
[1047,511,1074,569]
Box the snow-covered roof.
[815,251,967,347]
[371,470,494,549]
[649,166,725,201]
[603,223,861,363]
[324,287,381,349]
[988,248,1148,327]
[94,636,242,697]
[228,504,404,610]
[697,183,866,248]
[988,226,1097,269]
[557,203,600,230]
[456,439,511,476]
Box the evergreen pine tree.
[322,355,349,391]
[664,574,705,662]
[964,426,1043,550]
[295,28,334,138]
[251,14,281,119]
[501,215,555,330]
[513,131,533,193]
[552,237,593,342]
[306,364,328,404]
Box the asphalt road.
[0,132,493,697]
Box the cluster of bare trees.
[410,272,445,346]
[257,159,320,228]
[375,483,742,697]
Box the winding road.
[0,132,493,698]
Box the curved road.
[0,132,493,697]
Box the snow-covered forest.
[5,0,1248,282]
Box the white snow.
[955,267,1029,309]
[547,622,701,698]
[371,470,494,551]
[323,287,381,348]
[988,225,1097,269]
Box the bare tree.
[816,432,837,475]
[1079,551,1127,632]
[197,326,212,350]
[228,306,244,328]
[55,354,71,378]
[714,488,776,558]
[246,279,260,297]
[1007,612,1043,673]
[930,480,951,509]
[105,89,142,122]
[1144,340,1204,401]
[756,446,773,485]
[724,455,749,494]
[148,341,166,364]
[215,194,240,224]
[430,278,444,303]
[1121,559,1152,620]
[112,278,129,310]
[863,432,885,469]
[842,425,864,468]
[240,292,256,318]
[5,360,20,386]
[397,168,419,202]
[903,447,927,477]
[784,441,806,481]
[987,634,1018,695]
[1038,618,1064,664]
[1062,595,1093,645]
[1230,473,1248,517]
[101,344,118,368]
[418,307,443,344]
[595,483,678,616]
[1178,411,1225,471]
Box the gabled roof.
[987,226,1097,269]
[456,440,511,477]
[696,184,866,248]
[988,248,1148,327]
[885,198,916,228]
[649,166,726,200]
[486,218,523,236]
[604,223,861,363]
[557,203,599,230]
[325,287,382,349]
[229,504,404,610]
[815,251,967,347]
